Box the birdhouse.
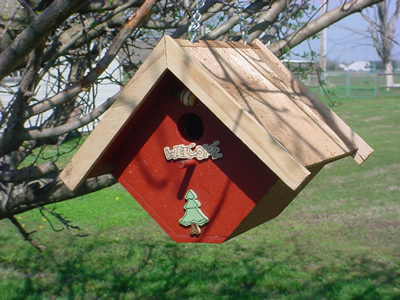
[60,36,373,243]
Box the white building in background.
[339,61,371,72]
[0,38,159,133]
[0,58,122,132]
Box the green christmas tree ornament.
[179,189,209,235]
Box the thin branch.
[260,2,308,44]
[0,3,21,44]
[24,90,120,140]
[37,205,87,236]
[78,0,142,13]
[9,215,46,252]
[267,0,383,57]
[247,0,287,42]
[18,0,37,19]
[23,83,82,119]
[39,0,140,80]
[201,0,271,40]
[25,0,157,120]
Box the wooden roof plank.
[60,39,168,191]
[253,40,373,164]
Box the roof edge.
[60,37,169,191]
[253,39,373,165]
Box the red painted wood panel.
[111,73,278,243]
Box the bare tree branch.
[9,215,46,252]
[0,174,117,219]
[201,0,271,40]
[268,0,383,57]
[359,0,399,86]
[0,0,90,81]
[247,0,287,42]
[24,91,120,140]
[0,161,58,182]
[80,0,158,90]
[78,0,143,13]
[38,205,87,236]
[0,0,157,156]
[17,0,37,19]
[30,0,156,117]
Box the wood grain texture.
[254,39,373,164]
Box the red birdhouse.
[60,36,373,243]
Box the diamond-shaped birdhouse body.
[60,36,372,243]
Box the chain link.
[188,0,248,44]
[188,0,205,43]
[235,0,249,45]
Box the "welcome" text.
[164,141,222,161]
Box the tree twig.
[9,215,46,252]
[268,0,382,57]
[36,205,87,237]
[18,0,37,19]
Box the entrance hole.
[178,113,204,141]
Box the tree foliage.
[0,0,382,248]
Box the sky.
[288,1,400,64]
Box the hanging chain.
[188,0,205,43]
[235,0,249,45]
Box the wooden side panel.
[253,40,373,164]
[228,164,324,240]
[164,36,310,191]
[60,38,168,191]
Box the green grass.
[307,72,400,98]
[21,133,86,169]
[1,96,399,299]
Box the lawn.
[307,71,400,99]
[0,96,399,299]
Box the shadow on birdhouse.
[60,36,373,243]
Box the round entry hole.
[178,113,204,141]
